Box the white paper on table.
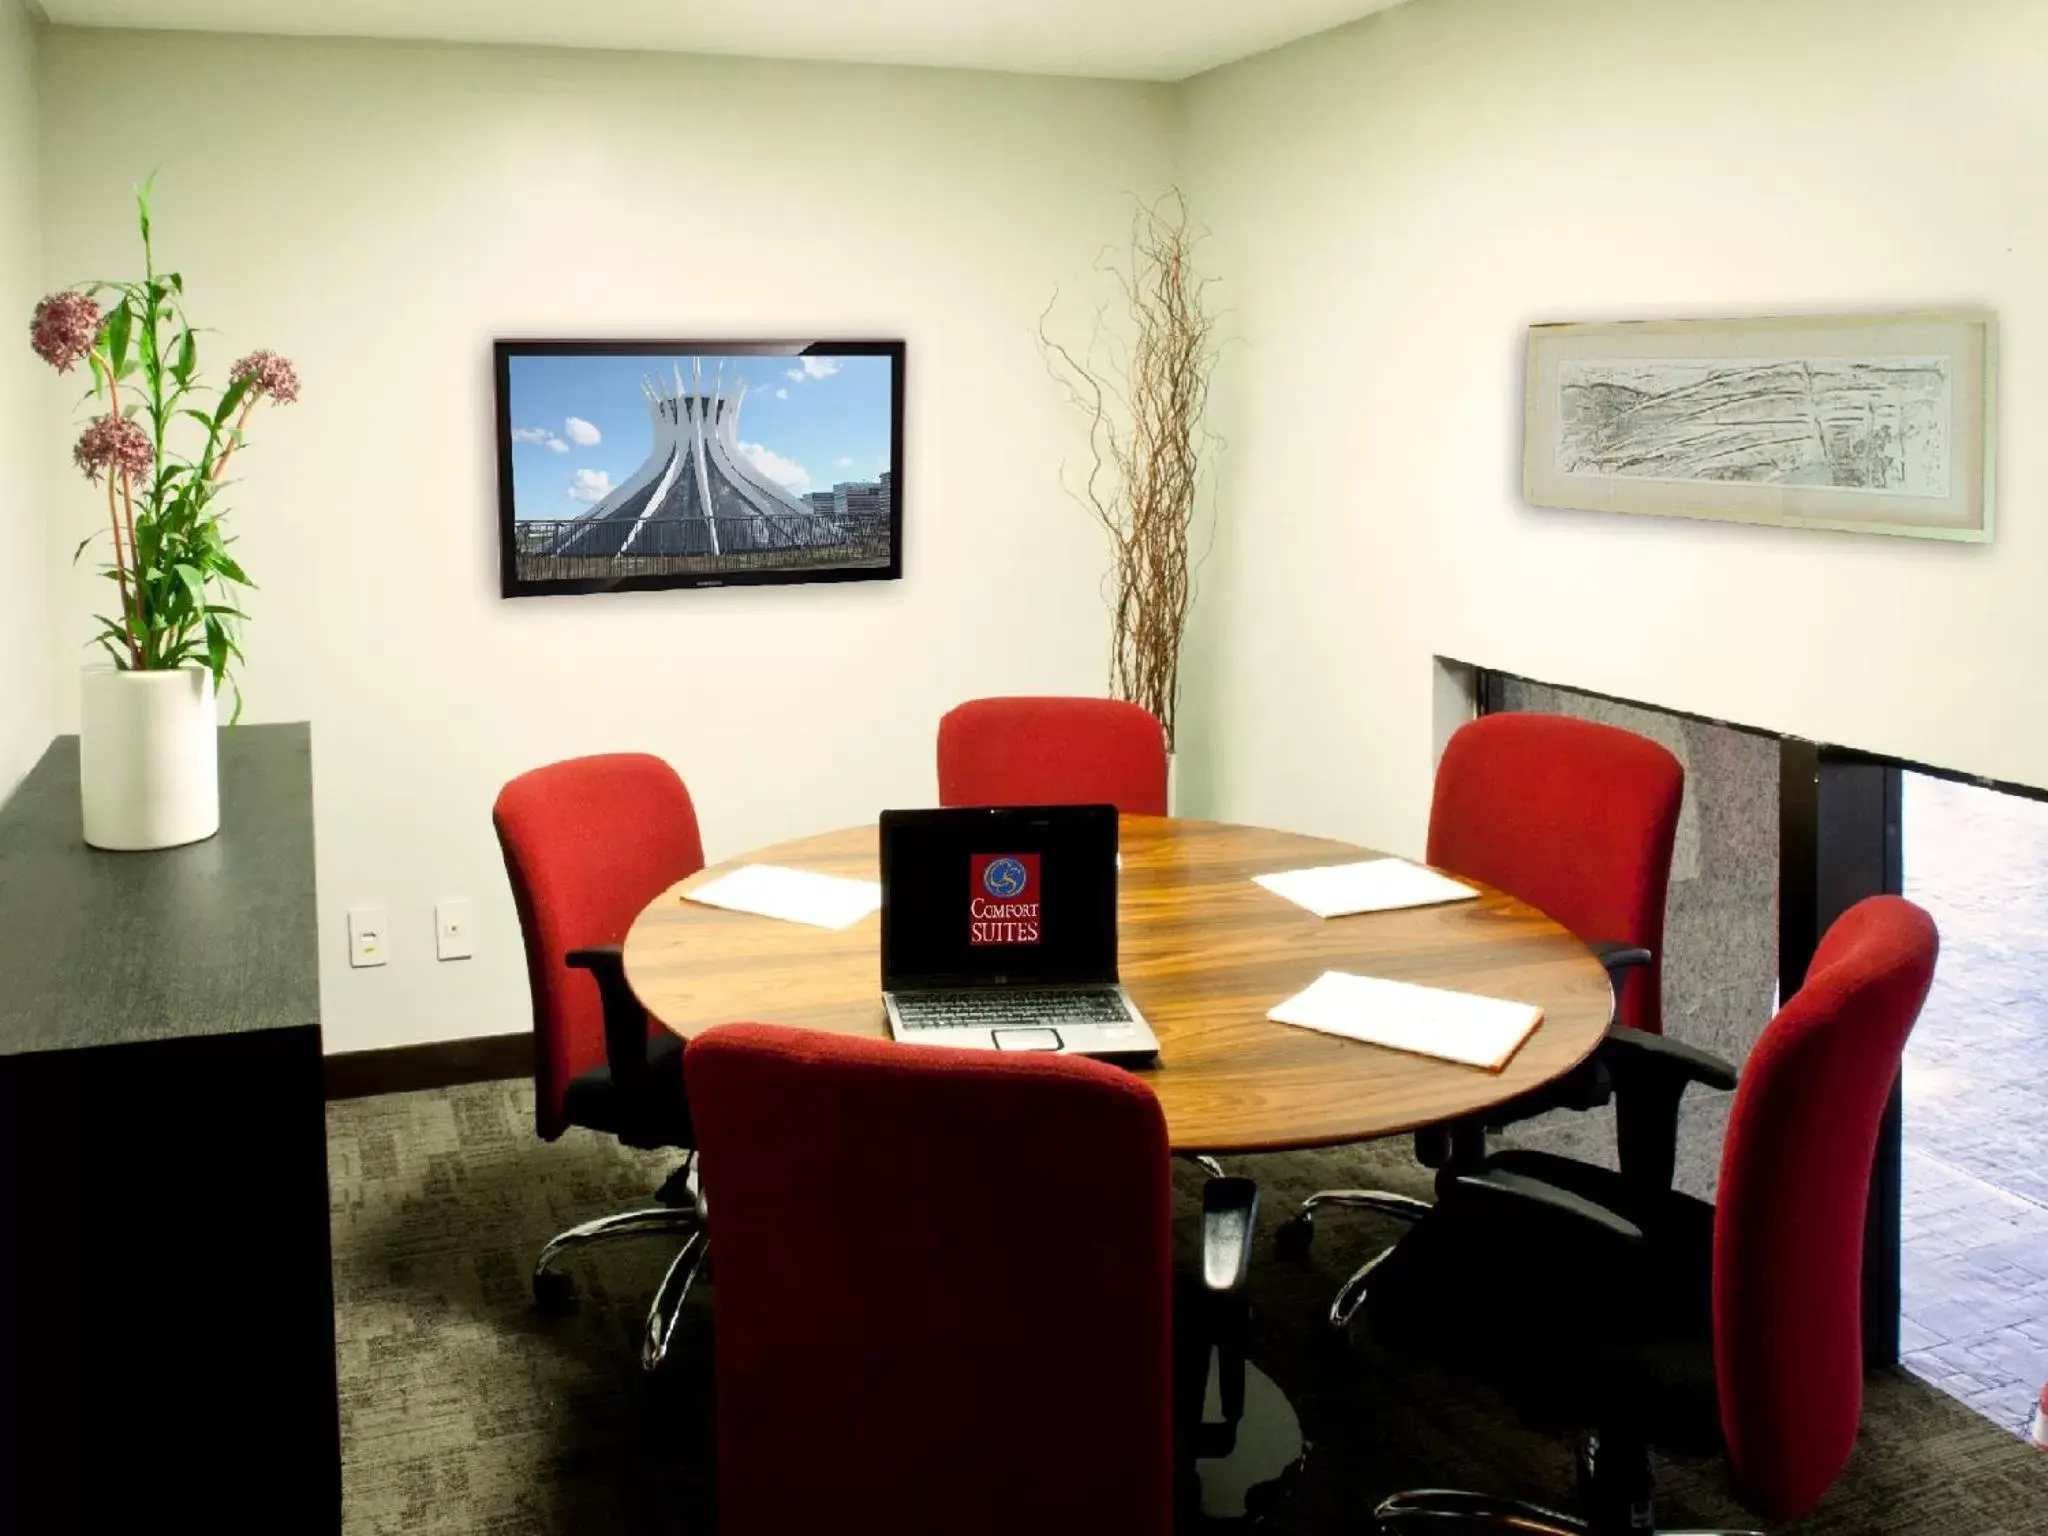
[1252,858,1477,919]
[684,865,882,930]
[1266,970,1543,1072]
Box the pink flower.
[73,414,155,485]
[229,349,301,405]
[29,291,102,373]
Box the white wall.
[1179,0,2048,861]
[0,0,49,799]
[38,29,1176,1051]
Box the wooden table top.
[623,816,1614,1154]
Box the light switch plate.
[436,898,474,961]
[348,905,389,968]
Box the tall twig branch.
[1038,188,1218,751]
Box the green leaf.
[170,328,195,386]
[173,562,207,610]
[212,370,257,429]
[211,552,252,587]
[104,302,133,375]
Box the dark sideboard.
[0,723,338,1531]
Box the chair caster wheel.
[1274,1216,1314,1258]
[533,1267,576,1314]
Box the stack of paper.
[685,865,882,930]
[1266,970,1543,1071]
[1253,858,1477,918]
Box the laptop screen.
[879,805,1119,990]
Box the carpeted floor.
[330,1080,2048,1534]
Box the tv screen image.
[494,340,903,596]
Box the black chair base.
[1374,1430,1763,1536]
[1272,1188,1432,1329]
[532,1151,705,1371]
[1375,1486,1761,1535]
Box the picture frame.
[1523,312,1995,542]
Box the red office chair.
[684,1023,1260,1536]
[937,695,1170,815]
[493,752,706,1370]
[1368,896,1939,1534]
[1278,713,1686,1324]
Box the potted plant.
[1039,188,1219,807]
[29,182,298,849]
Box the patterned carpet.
[330,1080,2048,1534]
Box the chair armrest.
[565,945,651,1093]
[1588,940,1653,1020]
[1600,1024,1738,1093]
[1446,1167,1645,1248]
[1201,1176,1260,1296]
[1598,1025,1738,1194]
[1588,941,1653,980]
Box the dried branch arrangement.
[1039,189,1219,750]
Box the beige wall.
[28,0,2048,1050]
[1179,0,2048,861]
[38,29,1177,1051]
[0,0,49,799]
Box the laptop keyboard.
[892,988,1134,1031]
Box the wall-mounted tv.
[494,339,903,597]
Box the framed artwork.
[1523,312,1995,541]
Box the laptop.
[879,804,1159,1064]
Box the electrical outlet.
[435,897,474,961]
[348,905,389,968]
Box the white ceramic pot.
[1166,750,1181,816]
[79,666,220,850]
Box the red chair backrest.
[1427,712,1683,1033]
[492,754,704,1141]
[1713,895,1937,1521]
[937,696,1169,815]
[685,1023,1174,1536]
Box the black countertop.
[0,723,319,1056]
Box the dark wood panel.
[0,1026,340,1531]
[624,817,1614,1154]
[0,726,318,1055]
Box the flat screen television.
[494,339,904,597]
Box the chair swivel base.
[1275,1188,1435,1256]
[1375,1434,1764,1536]
[532,1157,706,1371]
[1375,1488,1762,1535]
[1272,1189,1432,1329]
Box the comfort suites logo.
[970,854,1041,945]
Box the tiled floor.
[1901,771,2048,1436]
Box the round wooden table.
[624,816,1614,1155]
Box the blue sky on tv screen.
[505,351,893,521]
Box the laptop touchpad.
[992,1028,1063,1053]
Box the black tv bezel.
[493,338,905,599]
